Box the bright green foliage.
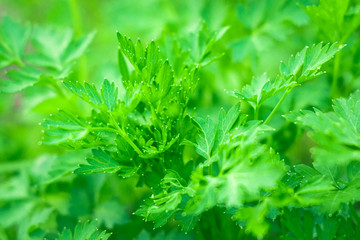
[42,109,89,146]
[2,0,360,240]
[232,42,342,111]
[191,116,216,159]
[0,16,94,94]
[0,16,30,68]
[285,91,360,213]
[286,91,360,168]
[304,0,360,42]
[63,79,118,112]
[280,42,343,83]
[75,148,139,177]
[57,221,111,240]
[179,23,228,67]
[136,104,285,236]
[280,208,360,240]
[230,0,309,63]
[75,149,123,174]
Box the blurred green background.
[3,0,360,239]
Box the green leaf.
[214,103,241,150]
[117,32,136,67]
[94,198,129,228]
[136,170,192,228]
[304,0,350,41]
[0,67,40,93]
[135,39,145,69]
[145,40,161,77]
[192,116,216,159]
[281,42,342,83]
[234,201,270,238]
[294,164,321,179]
[135,195,179,228]
[280,47,307,78]
[280,209,314,240]
[0,200,35,228]
[316,216,339,240]
[62,31,95,64]
[117,48,130,81]
[42,109,88,145]
[29,26,95,73]
[0,170,29,201]
[63,80,101,107]
[24,207,53,234]
[296,175,360,213]
[295,175,335,197]
[184,173,219,215]
[177,214,201,232]
[101,79,118,112]
[230,0,309,62]
[0,17,94,94]
[31,151,87,185]
[57,220,111,240]
[64,78,118,112]
[75,149,121,174]
[320,178,360,213]
[181,23,227,66]
[0,16,30,67]
[285,91,360,176]
[332,91,360,134]
[84,82,103,106]
[232,42,341,109]
[218,147,284,208]
[300,42,343,82]
[29,26,73,70]
[155,60,174,96]
[232,73,294,109]
[233,73,272,108]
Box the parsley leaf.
[57,221,111,240]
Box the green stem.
[108,113,143,156]
[68,0,89,82]
[330,51,341,98]
[47,80,66,98]
[69,0,82,36]
[254,106,259,120]
[86,102,142,156]
[91,126,118,133]
[209,162,213,176]
[264,88,292,125]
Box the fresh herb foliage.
[1,0,360,239]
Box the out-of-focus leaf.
[57,220,111,240]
